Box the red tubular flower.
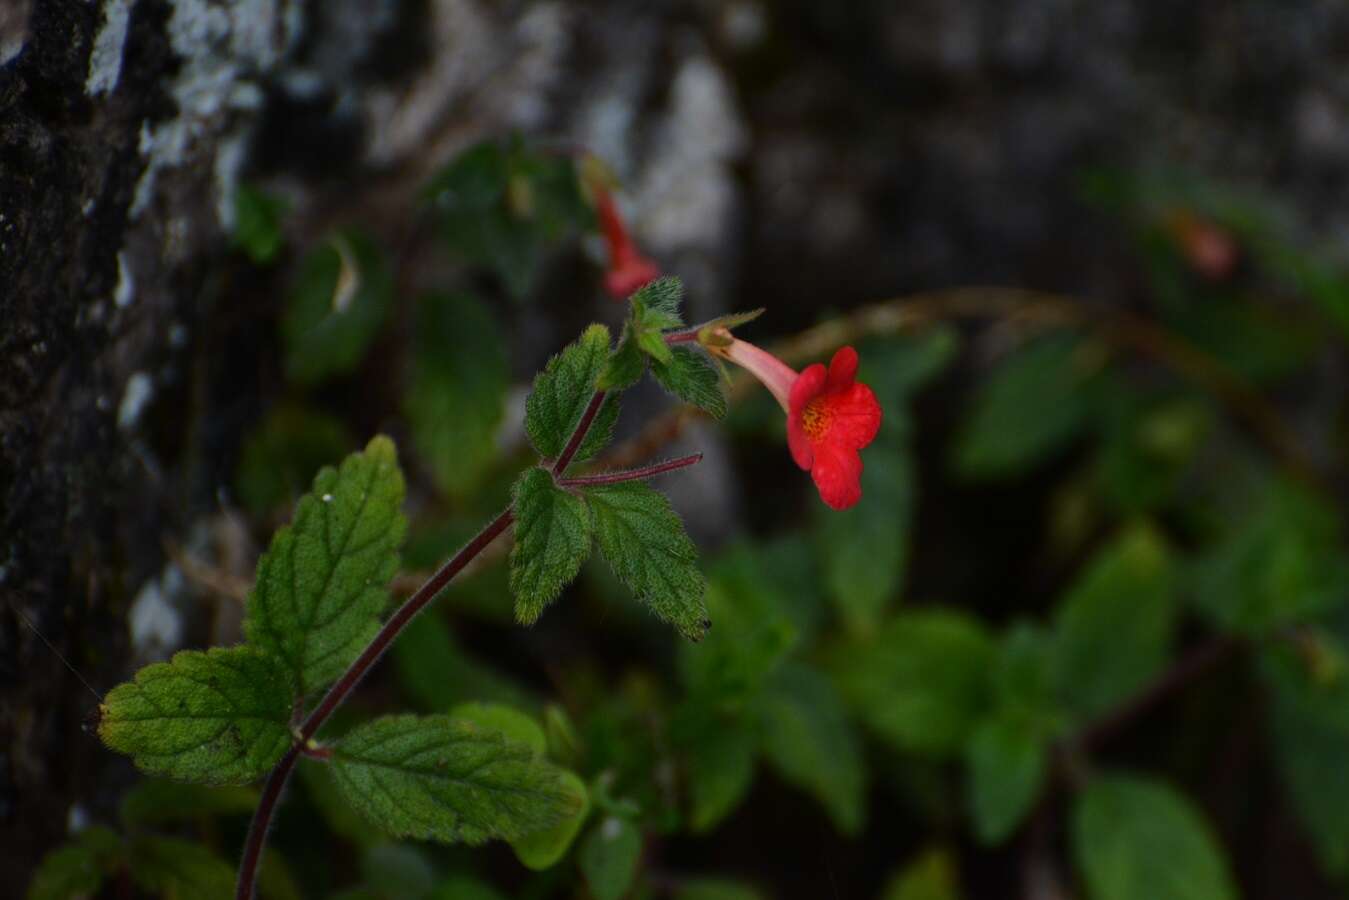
[596,189,660,300]
[717,338,882,510]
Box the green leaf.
[509,467,592,624]
[685,715,756,832]
[637,326,674,365]
[406,293,507,496]
[449,702,546,756]
[282,230,392,384]
[510,770,591,870]
[1261,638,1349,876]
[245,435,407,696]
[630,276,685,327]
[98,646,293,784]
[756,663,866,834]
[119,779,258,827]
[331,714,580,845]
[360,844,435,900]
[881,848,962,900]
[680,546,798,702]
[27,827,123,900]
[1191,477,1349,635]
[232,183,287,264]
[598,325,648,391]
[1072,775,1236,900]
[953,335,1098,479]
[676,880,765,900]
[586,481,709,641]
[817,442,913,636]
[579,816,643,900]
[127,836,234,900]
[392,611,535,712]
[525,325,620,464]
[258,850,304,900]
[298,757,383,847]
[651,347,727,419]
[965,712,1048,845]
[836,611,994,757]
[234,405,353,516]
[428,877,508,900]
[1051,525,1176,721]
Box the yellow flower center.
[801,398,831,440]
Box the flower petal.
[811,442,864,510]
[787,415,814,470]
[825,346,859,392]
[789,363,827,416]
[822,382,882,450]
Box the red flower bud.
[596,190,660,300]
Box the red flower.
[717,338,882,510]
[596,190,660,300]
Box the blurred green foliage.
[40,147,1349,900]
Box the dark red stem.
[552,391,607,475]
[559,453,702,487]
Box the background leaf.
[510,770,591,870]
[27,827,122,900]
[1051,525,1176,721]
[98,646,293,784]
[1072,774,1236,900]
[246,435,407,696]
[282,230,392,384]
[406,293,508,496]
[126,836,234,900]
[965,712,1048,845]
[881,848,962,900]
[579,816,643,900]
[331,714,580,846]
[837,611,993,757]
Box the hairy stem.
[559,453,702,487]
[553,391,607,475]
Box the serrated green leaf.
[580,817,643,900]
[510,770,591,870]
[119,779,258,828]
[695,308,766,346]
[283,230,392,384]
[509,467,592,624]
[965,712,1048,845]
[836,611,994,757]
[245,435,407,696]
[953,335,1097,479]
[631,276,685,326]
[685,716,756,832]
[817,441,913,636]
[1051,525,1176,721]
[98,646,293,784]
[586,481,708,641]
[525,325,619,464]
[1191,477,1349,635]
[406,293,507,496]
[651,347,727,419]
[392,611,534,712]
[637,326,674,365]
[232,183,287,264]
[234,405,353,517]
[598,325,648,391]
[331,714,580,846]
[881,848,962,900]
[127,836,234,900]
[1072,775,1236,900]
[756,663,866,834]
[450,702,546,756]
[27,826,122,900]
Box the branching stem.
[559,453,702,487]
